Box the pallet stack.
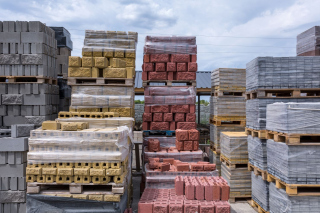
[245,56,320,212]
[50,27,73,112]
[265,102,320,212]
[0,124,35,213]
[0,21,59,128]
[220,132,251,203]
[141,36,204,193]
[297,26,320,56]
[210,68,246,175]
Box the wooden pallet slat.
[267,131,320,145]
[142,80,196,87]
[246,88,320,100]
[249,200,270,213]
[0,76,57,85]
[212,90,246,97]
[229,195,252,203]
[68,77,134,86]
[245,128,267,139]
[248,163,268,181]
[220,154,248,169]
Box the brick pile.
[142,86,196,130]
[296,26,320,56]
[175,129,199,151]
[142,36,197,81]
[147,159,216,172]
[139,188,230,213]
[0,21,59,128]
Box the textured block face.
[150,54,170,62]
[171,54,190,62]
[149,72,167,80]
[186,113,196,122]
[177,122,196,130]
[174,113,185,122]
[155,63,166,71]
[81,57,94,67]
[151,105,170,113]
[177,72,196,80]
[103,68,126,78]
[176,129,189,141]
[166,62,176,71]
[150,122,169,130]
[94,57,108,68]
[143,63,154,71]
[143,113,152,122]
[2,94,23,105]
[0,54,20,64]
[171,105,189,113]
[148,139,160,152]
[188,62,197,72]
[68,56,82,67]
[177,63,187,72]
[11,124,34,138]
[184,141,193,151]
[164,113,173,122]
[68,67,91,77]
[153,113,163,122]
[189,129,199,140]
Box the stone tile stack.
[0,124,35,213]
[251,172,269,212]
[0,21,59,128]
[210,68,246,175]
[297,26,320,56]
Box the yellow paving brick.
[45,175,55,183]
[90,169,105,176]
[103,68,126,78]
[104,195,121,202]
[114,50,124,58]
[74,168,90,176]
[88,195,104,201]
[126,67,135,78]
[94,57,108,68]
[69,56,82,67]
[125,58,135,67]
[42,168,57,175]
[26,167,42,175]
[109,58,126,68]
[26,175,37,182]
[93,49,103,57]
[103,48,114,58]
[36,175,45,183]
[72,194,88,200]
[42,121,60,130]
[125,50,135,58]
[68,67,92,77]
[82,48,93,57]
[60,122,78,131]
[82,57,94,67]
[57,168,73,176]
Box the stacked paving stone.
[209,68,246,176]
[50,27,73,112]
[0,124,35,213]
[142,36,197,81]
[251,172,269,212]
[67,30,137,117]
[269,182,320,213]
[220,132,251,201]
[142,86,196,130]
[297,26,320,56]
[0,21,59,128]
[248,135,267,171]
[138,188,230,213]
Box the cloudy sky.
[0,0,319,71]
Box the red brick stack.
[142,86,196,130]
[142,36,197,81]
[138,188,231,213]
[175,129,199,151]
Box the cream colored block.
[103,112,119,118]
[26,175,37,182]
[126,67,135,79]
[106,31,117,39]
[74,162,92,168]
[111,162,121,169]
[110,58,126,68]
[74,122,88,130]
[72,194,88,200]
[91,67,99,77]
[42,168,57,175]
[129,40,136,49]
[108,96,121,107]
[26,167,42,175]
[59,111,73,118]
[88,195,104,201]
[60,122,78,131]
[90,168,105,176]
[101,176,111,184]
[104,195,120,202]
[69,56,82,67]
[45,175,55,183]
[103,48,114,58]
[82,48,92,57]
[74,168,90,176]
[68,67,92,77]
[57,168,73,176]
[92,176,102,184]
[109,108,132,117]
[73,176,83,183]
[105,167,123,176]
[94,57,108,68]
[125,58,135,67]
[36,175,45,183]
[82,176,91,183]
[82,57,94,67]
[92,162,103,169]
[42,121,60,130]
[114,50,124,58]
[92,49,103,57]
[58,194,72,198]
[103,68,126,78]
[125,49,135,58]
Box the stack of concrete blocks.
[297,26,320,56]
[0,124,35,213]
[0,21,59,128]
[142,36,197,81]
[209,68,246,175]
[251,172,269,212]
[248,135,267,171]
[50,27,73,112]
[138,187,231,213]
[220,132,251,202]
[66,30,138,117]
[26,120,134,211]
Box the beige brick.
[69,56,82,67]
[26,175,37,182]
[126,67,135,78]
[68,67,92,77]
[103,68,126,78]
[92,176,102,184]
[103,112,119,118]
[58,194,72,198]
[103,48,114,58]
[72,194,88,199]
[83,176,91,183]
[92,162,103,169]
[91,67,99,77]
[92,49,103,57]
[45,175,55,183]
[105,167,123,176]
[74,168,90,176]
[104,195,120,202]
[110,58,126,68]
[57,168,73,176]
[94,57,108,68]
[58,111,73,119]
[36,175,45,183]
[42,121,60,130]
[82,48,92,57]
[56,175,73,183]
[82,57,94,67]
[114,174,124,183]
[107,31,117,39]
[42,168,57,175]
[90,168,105,176]
[125,49,135,58]
[114,50,124,58]
[90,112,104,119]
[88,195,104,201]
[111,162,121,169]
[60,122,78,131]
[109,107,133,117]
[74,122,88,130]
[125,58,135,67]
[73,176,83,183]
[26,167,42,175]
[27,186,40,193]
[101,176,111,184]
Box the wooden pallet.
[267,173,320,196]
[210,118,246,127]
[220,154,248,169]
[143,130,175,137]
[267,131,320,145]
[27,181,125,195]
[246,88,320,100]
[211,90,245,97]
[249,199,270,213]
[248,163,267,181]
[68,77,134,86]
[0,76,57,84]
[229,195,252,203]
[142,80,196,87]
[210,142,221,154]
[245,128,267,139]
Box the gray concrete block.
[32,84,39,94]
[1,177,9,190]
[9,43,17,54]
[21,54,44,65]
[2,95,23,105]
[0,84,7,94]
[0,152,7,164]
[21,32,45,43]
[37,65,48,77]
[23,43,30,54]
[28,21,43,32]
[0,191,25,202]
[2,116,27,127]
[16,21,28,32]
[11,124,34,138]
[0,32,20,43]
[0,164,26,177]
[0,137,28,151]
[18,177,26,191]
[11,65,19,76]
[11,203,18,213]
[3,43,9,54]
[0,106,7,116]
[8,152,15,164]
[17,43,24,54]
[8,84,19,94]
[23,94,49,105]
[0,21,2,32]
[17,65,25,76]
[5,65,12,75]
[20,106,32,116]
[19,84,31,95]
[39,84,49,94]
[0,129,10,138]
[19,203,26,213]
[25,116,49,126]
[30,65,37,76]
[4,203,10,213]
[32,106,39,116]
[10,177,18,191]
[24,65,31,76]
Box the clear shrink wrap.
[211,68,246,91]
[209,124,245,150]
[269,181,320,213]
[267,139,320,184]
[142,136,175,147]
[296,26,320,56]
[251,171,269,211]
[248,135,267,171]
[210,96,246,117]
[220,132,248,163]
[28,126,132,164]
[266,102,320,133]
[144,36,196,54]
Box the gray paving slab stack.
[0,124,34,213]
[251,171,269,212]
[269,182,320,213]
[297,26,320,56]
[248,135,267,171]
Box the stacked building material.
[209,68,246,176]
[138,188,231,213]
[248,135,267,171]
[66,30,138,117]
[251,172,269,212]
[0,21,59,128]
[296,26,320,56]
[50,27,73,112]
[0,124,35,212]
[220,132,251,202]
[142,36,197,81]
